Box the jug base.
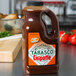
[24,65,59,75]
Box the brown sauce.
[22,6,59,74]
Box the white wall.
[0,0,10,14]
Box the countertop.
[0,43,76,76]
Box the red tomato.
[60,31,65,37]
[60,34,69,43]
[71,29,76,34]
[60,31,69,43]
[69,34,76,45]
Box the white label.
[28,42,56,65]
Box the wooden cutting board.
[0,38,22,62]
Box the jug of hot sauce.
[22,6,59,74]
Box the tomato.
[60,34,69,43]
[60,31,65,37]
[69,34,76,45]
[71,29,76,34]
[60,31,69,43]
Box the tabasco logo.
[31,37,40,43]
[28,42,56,65]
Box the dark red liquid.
[22,6,59,74]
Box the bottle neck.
[24,11,41,21]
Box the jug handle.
[41,9,59,35]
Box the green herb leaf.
[0,31,13,38]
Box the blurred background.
[0,0,67,14]
[0,1,76,76]
[0,0,76,31]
